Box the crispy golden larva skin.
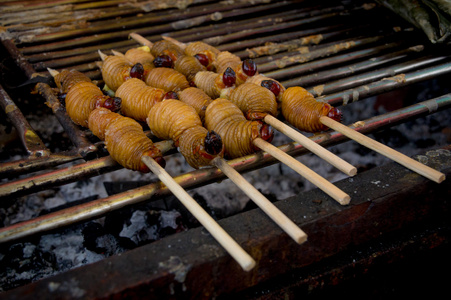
[115,78,165,122]
[54,69,92,93]
[101,55,133,91]
[174,55,206,82]
[88,107,161,172]
[147,99,201,144]
[65,81,109,127]
[281,86,332,133]
[205,98,261,159]
[184,41,220,57]
[229,82,278,119]
[124,47,155,66]
[193,70,231,99]
[178,87,213,122]
[144,67,189,92]
[150,40,184,60]
[215,51,256,85]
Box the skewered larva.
[149,39,185,62]
[65,81,121,127]
[53,69,92,93]
[246,74,285,103]
[173,55,207,82]
[215,51,258,86]
[124,46,155,67]
[100,54,145,91]
[165,37,220,71]
[144,67,190,92]
[178,87,213,122]
[281,86,342,133]
[193,68,236,99]
[88,107,165,172]
[147,99,223,168]
[228,82,278,121]
[115,78,166,122]
[205,98,273,159]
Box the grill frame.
[1,0,451,297]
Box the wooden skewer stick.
[253,137,351,205]
[141,156,256,271]
[129,32,154,48]
[161,35,187,49]
[264,115,357,176]
[212,157,308,244]
[320,116,446,183]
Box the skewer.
[212,157,308,243]
[252,137,350,205]
[319,116,446,183]
[141,156,256,271]
[264,114,357,176]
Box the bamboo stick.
[320,116,445,183]
[212,157,308,244]
[253,138,351,205]
[141,156,256,271]
[264,115,356,176]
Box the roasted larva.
[53,69,92,94]
[204,98,273,159]
[100,53,145,91]
[281,86,342,133]
[144,67,190,92]
[215,51,258,86]
[177,87,213,123]
[88,108,165,172]
[193,67,236,99]
[115,78,167,122]
[147,99,223,168]
[228,82,278,121]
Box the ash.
[1,79,451,291]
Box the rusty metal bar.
[307,53,450,97]
[0,83,50,158]
[281,45,424,88]
[1,93,450,244]
[322,61,451,107]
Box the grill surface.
[1,0,451,298]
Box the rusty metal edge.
[1,145,450,299]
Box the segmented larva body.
[228,82,278,120]
[173,55,206,82]
[215,51,257,85]
[115,78,166,122]
[147,99,202,143]
[205,98,273,159]
[101,55,134,91]
[88,108,164,172]
[53,69,92,93]
[178,87,213,123]
[150,40,185,62]
[144,67,190,92]
[124,46,155,66]
[281,86,340,133]
[147,99,223,168]
[193,69,235,99]
[246,74,285,103]
[65,81,113,127]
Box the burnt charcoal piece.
[373,128,409,148]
